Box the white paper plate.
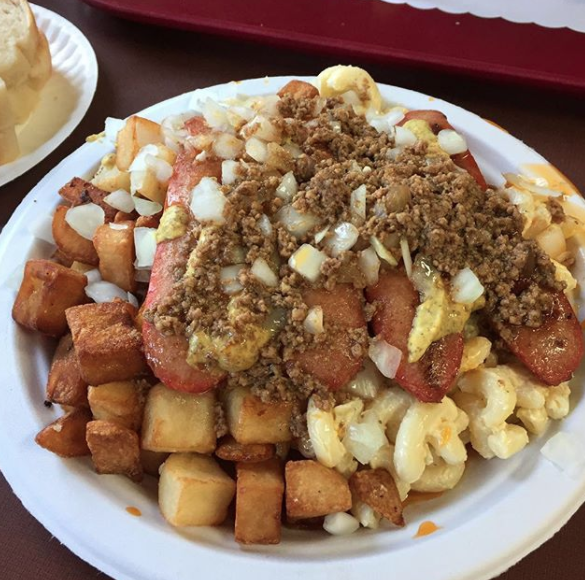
[0,4,98,187]
[1,76,585,580]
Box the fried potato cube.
[93,222,136,292]
[215,436,275,463]
[70,261,94,274]
[159,453,235,526]
[12,260,88,337]
[141,449,169,477]
[91,153,131,193]
[285,460,351,520]
[66,302,148,384]
[116,116,162,171]
[35,408,92,457]
[59,177,117,221]
[349,468,405,527]
[136,214,160,228]
[235,459,284,545]
[88,380,145,431]
[142,383,216,453]
[47,334,88,407]
[52,205,99,265]
[224,387,292,444]
[86,420,143,482]
[277,80,319,100]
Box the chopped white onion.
[370,236,397,266]
[202,98,230,132]
[190,177,227,224]
[104,189,135,213]
[146,154,173,184]
[343,420,388,465]
[109,223,128,230]
[541,432,585,478]
[29,213,55,244]
[394,126,417,146]
[127,293,139,307]
[350,184,367,221]
[133,196,162,217]
[85,268,101,284]
[344,359,385,400]
[369,336,402,378]
[451,267,485,304]
[276,171,298,202]
[161,112,192,150]
[277,205,319,238]
[288,244,327,282]
[65,204,105,241]
[438,129,468,155]
[303,306,324,334]
[250,258,278,287]
[352,502,380,529]
[213,133,243,160]
[221,160,240,185]
[400,237,412,278]
[129,144,159,172]
[104,117,124,143]
[245,137,268,162]
[220,264,245,294]
[314,226,330,244]
[258,214,273,236]
[85,280,129,303]
[326,222,359,257]
[283,142,302,159]
[504,172,562,198]
[367,109,405,134]
[134,227,157,269]
[226,105,255,129]
[323,513,360,536]
[195,151,207,162]
[242,115,280,142]
[358,246,381,286]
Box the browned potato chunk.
[278,80,319,100]
[70,261,94,274]
[114,210,137,223]
[58,177,117,222]
[35,408,92,457]
[159,453,235,526]
[349,469,405,527]
[216,436,275,463]
[91,154,131,193]
[86,420,143,482]
[12,260,88,337]
[141,449,169,477]
[136,214,160,228]
[142,383,216,453]
[235,459,284,545]
[224,387,292,444]
[87,380,145,431]
[66,302,148,384]
[116,116,162,171]
[52,205,99,265]
[93,222,136,292]
[46,334,88,407]
[285,460,351,520]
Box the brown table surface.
[1,1,585,579]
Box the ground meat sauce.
[148,92,563,405]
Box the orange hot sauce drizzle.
[126,506,142,517]
[414,521,441,538]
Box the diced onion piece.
[221,160,240,185]
[367,109,405,134]
[213,133,244,160]
[195,151,207,162]
[245,137,268,162]
[283,142,302,159]
[400,237,412,278]
[326,222,359,257]
[369,336,402,379]
[303,306,324,334]
[104,117,125,143]
[109,223,128,231]
[323,513,360,536]
[65,204,105,241]
[129,144,159,172]
[352,502,380,529]
[343,420,388,465]
[344,359,384,400]
[127,293,139,307]
[29,213,55,244]
[451,267,485,304]
[104,189,135,213]
[306,397,347,468]
[541,432,585,478]
[358,247,381,286]
[276,171,298,202]
[250,258,278,287]
[341,90,361,107]
[504,172,562,199]
[85,268,102,284]
[202,98,230,132]
[288,244,326,282]
[133,196,162,217]
[86,280,129,303]
[190,177,227,224]
[220,264,245,294]
[242,115,280,142]
[134,227,157,269]
[277,205,319,239]
[394,126,417,146]
[314,226,330,244]
[438,129,468,155]
[370,236,397,266]
[146,154,173,184]
[258,214,272,236]
[226,105,255,129]
[351,184,367,221]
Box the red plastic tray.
[81,0,585,93]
